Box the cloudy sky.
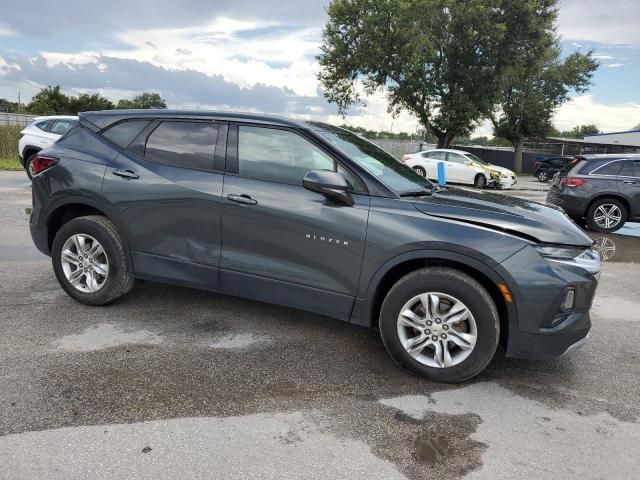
[0,0,639,136]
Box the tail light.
[533,161,543,169]
[400,155,411,163]
[30,156,58,176]
[560,177,585,187]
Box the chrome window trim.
[588,159,640,179]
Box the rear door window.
[618,161,635,177]
[144,121,218,171]
[427,151,447,161]
[592,161,622,176]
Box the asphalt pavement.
[1,171,639,479]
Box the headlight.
[536,245,601,277]
[499,173,508,178]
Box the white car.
[401,149,517,189]
[18,115,78,178]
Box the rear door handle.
[113,169,139,180]
[227,193,257,205]
[623,180,637,184]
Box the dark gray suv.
[547,154,640,233]
[29,110,600,383]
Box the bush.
[0,124,22,170]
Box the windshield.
[307,122,434,194]
[465,153,489,165]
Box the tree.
[116,93,166,109]
[492,2,597,172]
[26,85,70,114]
[68,93,114,113]
[318,0,522,148]
[0,98,21,113]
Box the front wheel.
[473,174,487,189]
[379,267,499,383]
[51,215,135,305]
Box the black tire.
[379,267,499,383]
[24,153,37,180]
[537,171,549,182]
[474,174,487,189]
[414,166,426,177]
[51,215,135,306]
[586,197,627,233]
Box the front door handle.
[113,169,139,180]
[623,180,637,184]
[227,193,257,205]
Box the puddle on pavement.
[209,333,271,349]
[380,382,640,479]
[52,323,163,352]
[590,230,640,263]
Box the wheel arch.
[351,250,516,348]
[44,197,133,270]
[21,145,42,166]
[586,193,631,218]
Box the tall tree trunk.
[513,140,524,174]
[437,131,455,149]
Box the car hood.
[486,165,515,175]
[410,187,592,246]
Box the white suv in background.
[18,115,78,178]
[402,148,517,189]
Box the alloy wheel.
[396,292,477,368]
[60,234,109,293]
[593,204,622,230]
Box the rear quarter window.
[101,120,152,148]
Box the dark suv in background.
[547,154,640,233]
[533,156,576,182]
[29,110,600,383]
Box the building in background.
[584,129,640,147]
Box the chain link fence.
[369,139,437,159]
[0,113,38,127]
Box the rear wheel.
[473,174,486,189]
[586,198,627,233]
[379,267,499,383]
[537,171,549,182]
[413,166,426,177]
[51,215,134,305]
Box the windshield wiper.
[399,189,434,197]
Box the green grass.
[0,124,23,170]
[0,157,22,170]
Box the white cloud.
[94,17,323,97]
[554,95,640,132]
[325,88,420,133]
[558,0,640,45]
[605,63,627,68]
[0,23,14,37]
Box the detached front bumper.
[500,245,599,359]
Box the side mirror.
[464,160,472,165]
[303,169,353,206]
